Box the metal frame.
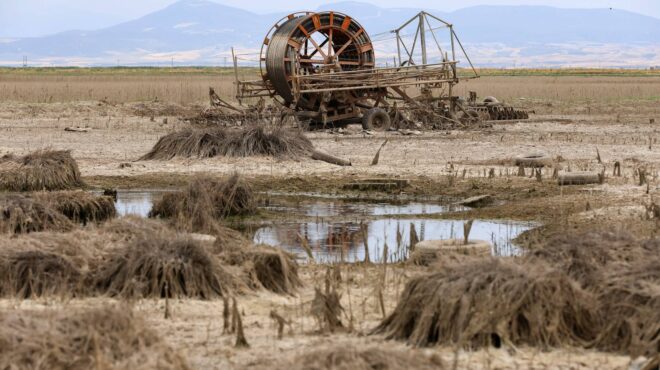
[235,11,481,126]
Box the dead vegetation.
[0,194,74,234]
[0,306,190,370]
[593,255,660,357]
[269,344,445,370]
[0,249,81,298]
[219,243,302,295]
[140,126,313,160]
[35,191,116,225]
[374,258,601,349]
[149,174,256,233]
[0,150,85,191]
[526,231,659,288]
[93,233,235,299]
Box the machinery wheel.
[362,108,391,131]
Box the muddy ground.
[1,98,659,369]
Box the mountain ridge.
[1,0,658,67]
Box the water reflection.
[254,219,533,263]
[113,190,169,217]
[262,196,463,217]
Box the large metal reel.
[262,12,375,111]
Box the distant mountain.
[1,0,659,67]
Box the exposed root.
[141,126,313,160]
[0,306,190,370]
[374,258,601,349]
[0,150,85,191]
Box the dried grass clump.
[594,256,660,357]
[140,126,313,160]
[527,231,660,288]
[0,306,190,370]
[140,127,227,160]
[220,243,302,295]
[0,195,73,234]
[0,249,82,298]
[271,344,445,370]
[35,191,116,225]
[373,258,601,348]
[93,233,236,298]
[221,126,313,158]
[149,175,256,233]
[0,150,85,191]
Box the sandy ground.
[0,264,635,370]
[1,101,659,369]
[0,102,658,183]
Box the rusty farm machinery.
[206,11,530,130]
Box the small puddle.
[253,219,533,263]
[111,190,171,218]
[105,190,534,262]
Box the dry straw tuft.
[0,150,85,191]
[373,258,601,349]
[141,126,314,160]
[219,243,302,295]
[0,249,82,298]
[526,231,660,288]
[93,233,236,299]
[35,191,116,225]
[593,255,660,357]
[149,174,256,233]
[0,195,74,234]
[0,306,190,370]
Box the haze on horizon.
[1,0,659,38]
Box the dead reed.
[35,191,116,225]
[270,344,445,370]
[373,258,601,349]
[0,195,74,234]
[219,243,302,295]
[0,150,85,191]
[93,233,235,299]
[149,174,256,233]
[526,231,659,288]
[0,249,81,298]
[594,256,660,357]
[0,306,190,370]
[140,126,313,160]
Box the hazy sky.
[1,0,659,37]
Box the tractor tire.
[362,108,391,131]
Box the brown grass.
[0,306,190,370]
[219,243,302,295]
[92,233,236,299]
[373,258,601,349]
[35,191,116,225]
[270,344,445,370]
[0,194,74,234]
[0,249,81,298]
[0,150,85,191]
[594,255,660,357]
[140,126,313,160]
[149,174,256,233]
